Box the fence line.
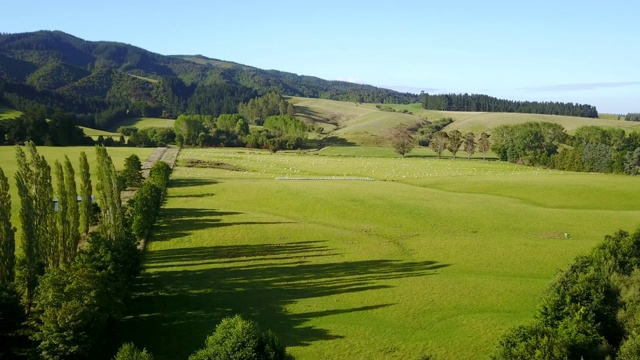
[276,176,374,181]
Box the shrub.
[189,315,287,360]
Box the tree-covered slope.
[0,30,419,110]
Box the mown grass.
[113,148,640,359]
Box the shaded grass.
[114,148,640,359]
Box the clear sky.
[2,0,639,113]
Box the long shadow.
[168,178,218,188]
[150,207,294,242]
[111,240,449,359]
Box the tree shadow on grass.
[149,207,295,242]
[111,239,449,359]
[168,178,218,188]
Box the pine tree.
[79,151,92,235]
[0,167,15,284]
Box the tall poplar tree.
[0,167,15,284]
[95,146,124,241]
[15,142,56,309]
[64,156,80,263]
[79,151,92,235]
[54,161,68,269]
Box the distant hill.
[0,30,419,129]
[290,97,639,146]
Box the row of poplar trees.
[0,142,145,359]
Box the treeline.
[494,228,640,359]
[421,93,599,118]
[166,92,307,151]
[0,106,93,145]
[492,123,640,174]
[626,113,640,122]
[238,92,295,125]
[0,143,169,359]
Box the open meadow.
[108,117,176,132]
[114,147,640,359]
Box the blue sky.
[2,0,639,113]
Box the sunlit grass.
[0,106,21,120]
[115,148,640,359]
[108,117,175,132]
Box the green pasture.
[79,126,122,140]
[108,117,176,132]
[441,111,640,135]
[114,148,640,359]
[292,98,640,146]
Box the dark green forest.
[0,30,420,130]
[421,93,599,118]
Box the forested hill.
[0,30,419,128]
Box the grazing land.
[289,98,640,147]
[108,117,176,132]
[114,147,640,359]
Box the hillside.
[0,30,419,129]
[290,97,640,146]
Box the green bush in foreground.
[494,228,640,359]
[189,315,287,360]
[113,342,154,360]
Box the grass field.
[112,148,640,359]
[290,98,640,147]
[108,117,176,132]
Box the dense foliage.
[494,228,640,359]
[0,106,93,146]
[0,30,418,130]
[626,113,640,122]
[128,161,171,239]
[421,93,598,118]
[189,315,288,360]
[0,143,173,359]
[489,122,640,174]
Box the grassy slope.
[290,98,640,147]
[108,117,175,132]
[0,106,22,120]
[114,148,640,360]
